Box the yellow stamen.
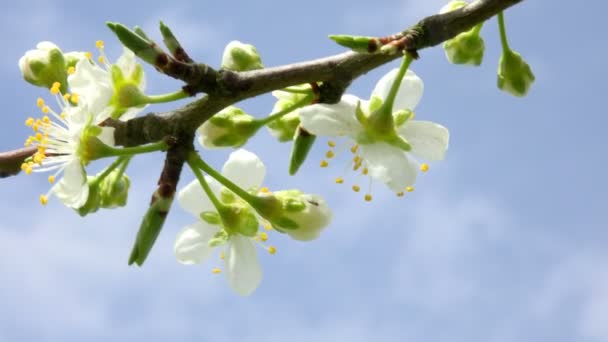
[260,187,270,193]
[353,161,362,171]
[420,163,429,172]
[259,232,268,242]
[406,186,414,192]
[335,177,344,184]
[220,251,225,260]
[63,93,71,101]
[35,132,43,141]
[42,116,50,124]
[25,117,35,127]
[41,106,50,114]
[211,268,222,274]
[397,191,405,197]
[48,175,55,184]
[320,160,329,168]
[98,56,105,64]
[263,222,273,231]
[328,140,336,147]
[67,66,75,75]
[268,246,277,255]
[39,194,48,205]
[24,137,33,146]
[70,93,79,104]
[353,156,361,164]
[352,185,360,192]
[85,51,92,59]
[325,150,335,159]
[350,144,359,153]
[95,40,105,49]
[362,167,369,175]
[364,194,373,202]
[36,98,44,107]
[60,112,67,119]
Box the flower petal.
[178,178,222,218]
[116,47,147,91]
[174,221,220,265]
[225,236,262,296]
[97,127,115,147]
[68,59,113,117]
[359,142,417,192]
[398,120,449,161]
[371,69,424,111]
[53,159,89,208]
[299,94,363,137]
[221,149,266,191]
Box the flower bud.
[273,190,332,241]
[221,40,263,72]
[253,190,331,241]
[197,106,258,149]
[76,178,102,216]
[439,0,467,13]
[19,41,68,91]
[443,27,485,66]
[99,170,130,208]
[497,49,535,97]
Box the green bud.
[443,25,485,66]
[107,22,166,66]
[19,41,68,92]
[273,190,332,241]
[128,194,173,266]
[329,34,377,53]
[288,126,316,175]
[221,40,263,72]
[99,170,130,208]
[76,178,102,216]
[497,49,535,97]
[439,0,468,13]
[197,106,259,149]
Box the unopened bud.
[221,40,263,72]
[197,106,258,149]
[19,41,67,91]
[497,49,535,97]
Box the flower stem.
[145,89,190,104]
[190,154,258,205]
[497,12,510,52]
[380,52,414,115]
[254,93,314,128]
[472,22,484,35]
[105,139,169,157]
[89,156,129,187]
[186,153,226,212]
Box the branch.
[0,0,524,177]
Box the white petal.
[53,159,89,208]
[119,104,148,121]
[174,221,220,265]
[116,48,147,91]
[68,59,113,116]
[359,142,417,192]
[371,69,424,111]
[299,94,363,137]
[221,149,266,191]
[178,178,222,218]
[97,127,115,147]
[398,120,449,161]
[225,236,262,296]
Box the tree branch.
[0,0,524,177]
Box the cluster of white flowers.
[20,41,146,208]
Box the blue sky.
[1,0,607,341]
